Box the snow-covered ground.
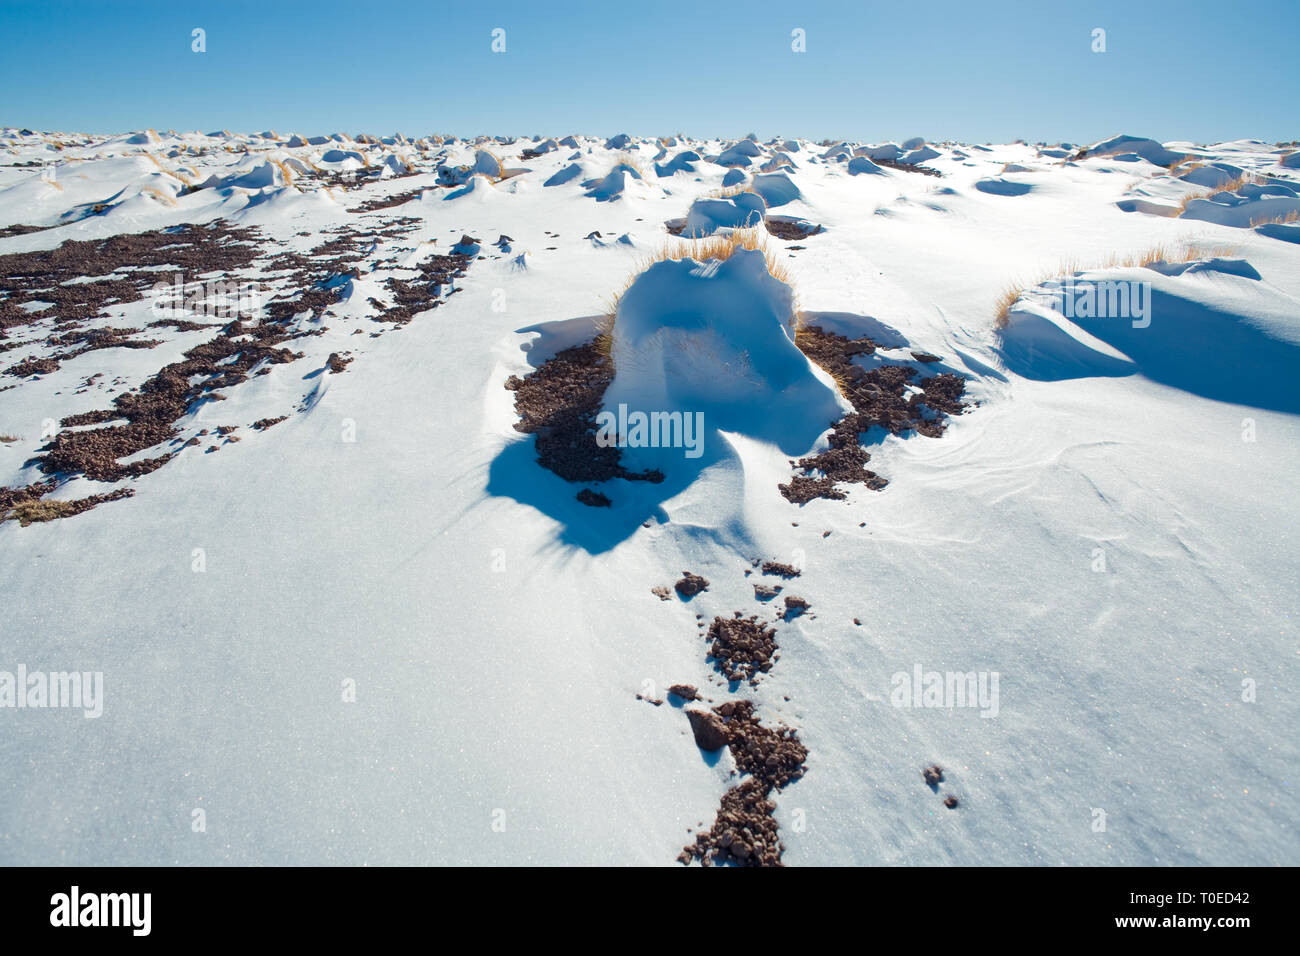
[0,128,1296,865]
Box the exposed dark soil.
[347,186,431,214]
[374,251,473,325]
[0,481,134,526]
[674,571,710,598]
[782,325,968,503]
[761,561,801,579]
[505,341,664,488]
[0,223,262,332]
[679,700,808,867]
[706,613,779,684]
[765,218,822,240]
[873,156,943,177]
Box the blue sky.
[2,0,1296,143]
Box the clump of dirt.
[782,325,968,503]
[706,614,779,683]
[668,683,699,701]
[782,595,810,619]
[679,700,808,867]
[326,352,352,373]
[761,561,801,579]
[685,708,730,750]
[505,342,663,488]
[753,583,782,601]
[765,218,821,240]
[923,764,944,789]
[674,571,709,598]
[252,416,288,431]
[576,488,611,507]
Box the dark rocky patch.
[761,561,801,579]
[678,700,808,867]
[765,218,821,240]
[782,325,968,503]
[576,488,611,507]
[505,341,663,485]
[674,571,709,598]
[706,614,779,683]
[873,156,943,177]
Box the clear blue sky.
[2,0,1296,144]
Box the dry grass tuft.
[4,498,77,526]
[994,240,1242,327]
[1250,209,1300,227]
[0,434,20,443]
[706,182,758,199]
[270,159,296,186]
[603,228,799,335]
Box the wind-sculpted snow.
[0,126,1297,868]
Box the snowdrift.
[999,263,1300,412]
[602,249,848,469]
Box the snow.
[0,128,1296,867]
[603,249,849,469]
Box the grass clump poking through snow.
[994,241,1242,327]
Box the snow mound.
[975,177,1033,196]
[1180,181,1300,228]
[717,140,763,165]
[750,172,801,207]
[683,193,766,237]
[1278,151,1299,169]
[847,156,884,176]
[583,164,644,202]
[1256,221,1300,243]
[543,162,584,187]
[654,150,699,177]
[858,143,903,162]
[443,174,497,201]
[603,249,848,465]
[1079,134,1187,167]
[900,146,941,165]
[999,264,1300,412]
[1179,162,1243,188]
[721,168,746,187]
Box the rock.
[668,684,699,701]
[686,708,730,751]
[674,571,709,598]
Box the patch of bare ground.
[679,700,808,867]
[373,251,474,325]
[765,218,821,240]
[707,613,779,684]
[674,571,709,598]
[873,156,943,177]
[347,186,431,214]
[761,560,801,578]
[0,481,134,526]
[782,325,968,503]
[504,341,664,491]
